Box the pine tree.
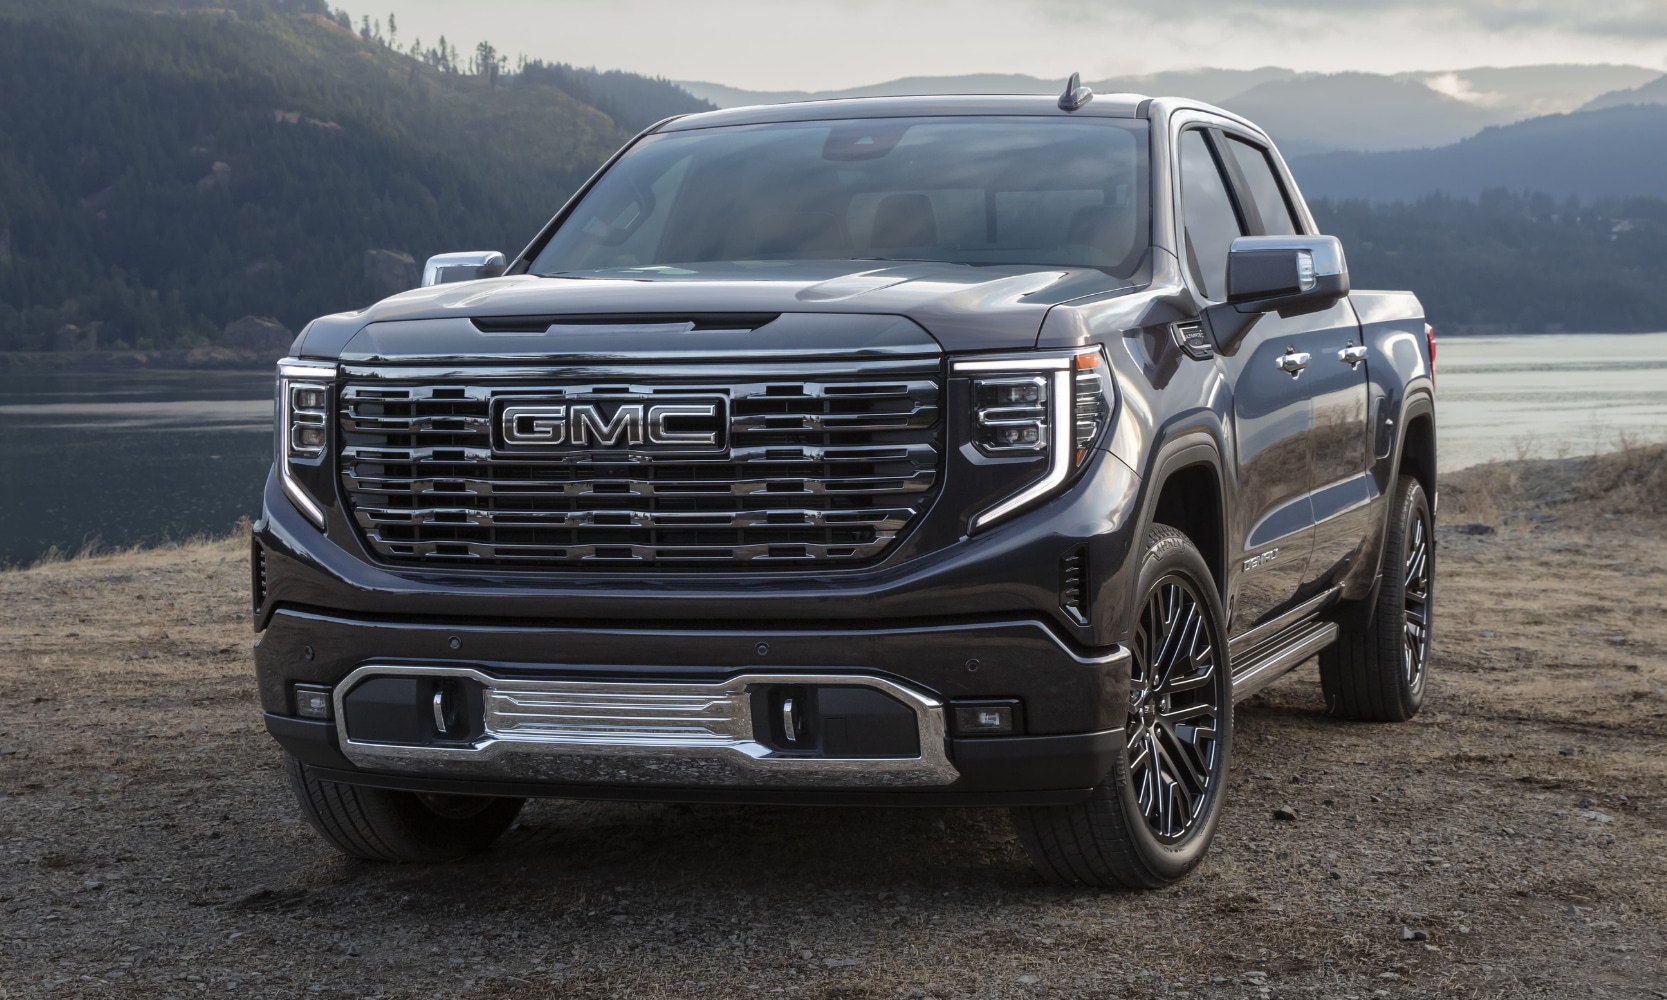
[475,40,499,88]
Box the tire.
[1319,474,1432,722]
[1011,525,1233,889]
[284,754,524,863]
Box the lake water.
[0,370,273,566]
[1435,332,1667,470]
[3,332,1667,566]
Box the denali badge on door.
[492,395,728,454]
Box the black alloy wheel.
[1401,504,1431,695]
[1011,525,1233,888]
[1127,574,1223,842]
[1319,474,1433,722]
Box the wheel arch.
[1135,434,1229,601]
[1396,389,1437,508]
[1335,383,1436,627]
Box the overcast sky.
[360,0,1667,90]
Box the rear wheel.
[284,754,524,862]
[1319,474,1432,721]
[1011,526,1232,888]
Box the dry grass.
[1441,433,1667,528]
[1438,462,1519,525]
[1580,434,1667,512]
[23,517,252,570]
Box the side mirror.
[421,251,507,287]
[1225,235,1348,315]
[1203,236,1349,353]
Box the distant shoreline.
[0,347,283,374]
[1434,328,1667,337]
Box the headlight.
[288,382,329,456]
[972,376,1048,452]
[277,358,337,529]
[955,348,1114,530]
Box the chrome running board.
[1229,587,1340,656]
[1230,619,1339,703]
[332,665,960,788]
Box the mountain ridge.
[1582,73,1667,111]
[1290,104,1667,203]
[682,64,1661,154]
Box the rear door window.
[1223,135,1300,236]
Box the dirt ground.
[2,454,1665,999]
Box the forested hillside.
[1313,193,1667,333]
[0,0,710,351]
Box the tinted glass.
[1225,135,1299,236]
[1178,129,1243,300]
[532,119,1149,276]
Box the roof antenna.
[1058,72,1094,111]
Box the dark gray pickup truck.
[254,81,1436,888]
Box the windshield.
[530,117,1150,277]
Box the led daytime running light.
[955,349,1113,531]
[277,358,335,530]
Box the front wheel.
[284,754,524,862]
[1319,474,1432,722]
[1011,526,1233,889]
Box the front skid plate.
[334,665,959,788]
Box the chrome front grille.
[336,360,942,569]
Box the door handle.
[1338,344,1368,367]
[1276,351,1312,375]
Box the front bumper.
[257,607,1129,804]
[254,431,1145,803]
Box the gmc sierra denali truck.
[255,80,1437,889]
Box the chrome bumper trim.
[331,665,960,788]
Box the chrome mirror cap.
[421,251,507,287]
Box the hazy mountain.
[1400,65,1661,119]
[1290,105,1667,203]
[684,64,1659,154]
[1220,73,1506,156]
[1582,73,1667,111]
[678,68,1304,109]
[678,74,1063,108]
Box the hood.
[296,259,1143,361]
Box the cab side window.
[1178,129,1244,301]
[1223,135,1300,236]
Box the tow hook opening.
[752,684,919,758]
[341,675,485,746]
